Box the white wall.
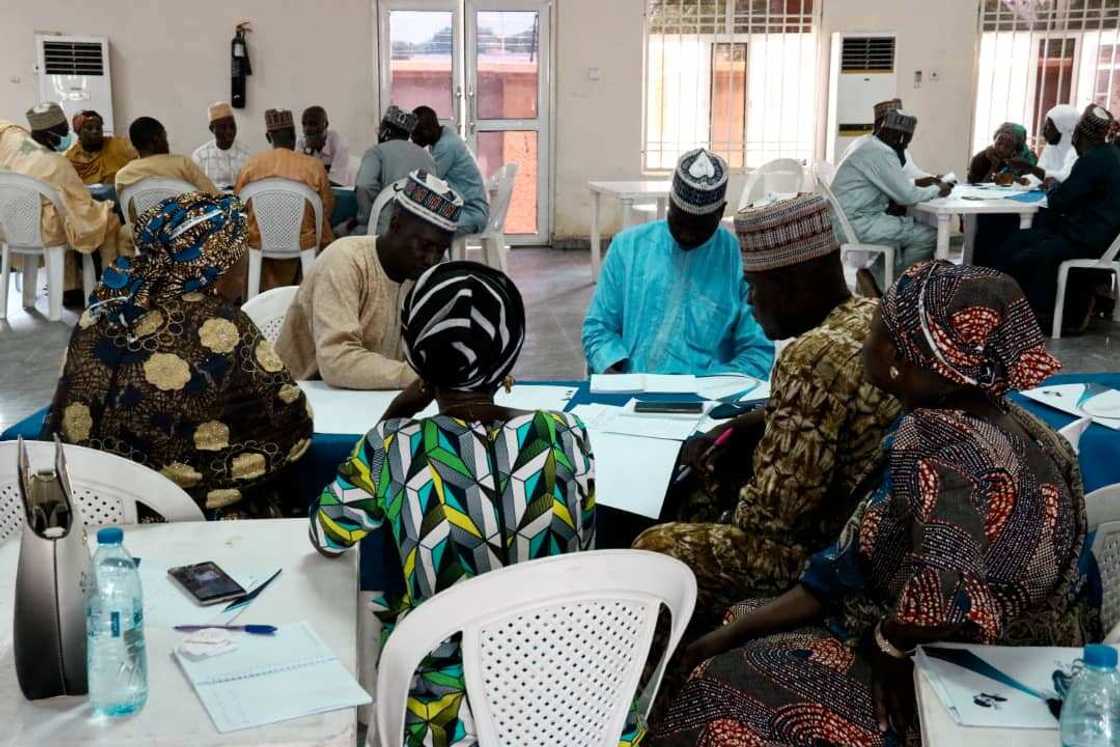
[0,0,983,242]
[0,0,379,156]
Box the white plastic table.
[915,667,1055,746]
[0,519,359,747]
[912,185,1045,262]
[587,180,673,281]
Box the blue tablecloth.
[330,186,357,227]
[9,373,1120,589]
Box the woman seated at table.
[647,261,1099,747]
[968,121,1037,184]
[43,193,313,519]
[310,262,633,745]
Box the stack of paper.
[1020,383,1120,430]
[174,621,370,733]
[589,374,697,395]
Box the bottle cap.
[1084,644,1118,669]
[96,527,123,545]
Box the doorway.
[377,0,552,244]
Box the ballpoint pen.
[174,624,277,635]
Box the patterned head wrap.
[873,98,902,122]
[395,170,464,233]
[400,261,526,392]
[264,108,294,133]
[671,148,729,215]
[26,102,67,131]
[1076,104,1115,141]
[881,109,917,134]
[71,110,101,133]
[880,261,1060,397]
[735,194,838,272]
[90,193,248,331]
[382,105,419,135]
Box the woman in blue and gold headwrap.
[42,192,313,519]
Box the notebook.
[174,620,371,733]
[589,374,697,395]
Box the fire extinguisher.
[231,22,252,109]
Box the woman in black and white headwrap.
[309,262,634,746]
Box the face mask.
[53,133,74,152]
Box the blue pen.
[174,624,277,635]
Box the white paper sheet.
[1020,383,1120,430]
[694,375,768,402]
[589,374,698,395]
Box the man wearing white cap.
[192,102,252,190]
[275,170,462,390]
[831,109,950,287]
[582,147,773,378]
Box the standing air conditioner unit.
[35,35,114,135]
[826,33,897,164]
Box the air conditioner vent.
[840,36,895,73]
[42,41,105,76]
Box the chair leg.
[451,237,467,262]
[0,245,10,321]
[1052,263,1071,339]
[882,248,895,289]
[496,233,509,274]
[44,246,64,322]
[81,253,97,302]
[1111,267,1120,323]
[299,248,316,283]
[21,253,39,309]
[247,249,262,300]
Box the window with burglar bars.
[644,0,819,171]
[975,0,1120,153]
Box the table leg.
[935,214,951,261]
[1020,212,1034,229]
[962,214,977,265]
[656,197,667,221]
[621,198,634,229]
[590,190,602,282]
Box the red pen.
[674,426,736,484]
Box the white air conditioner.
[825,32,897,164]
[35,35,114,134]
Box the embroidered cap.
[734,194,839,272]
[264,108,294,133]
[382,105,419,135]
[881,109,917,134]
[1077,104,1115,139]
[873,98,903,122]
[26,102,67,131]
[670,148,729,216]
[208,102,235,123]
[395,170,464,233]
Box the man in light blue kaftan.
[412,106,490,236]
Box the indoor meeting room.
[2,1,1120,745]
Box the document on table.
[572,402,702,441]
[1020,382,1120,430]
[589,374,698,394]
[915,643,1082,730]
[695,375,770,402]
[174,620,370,733]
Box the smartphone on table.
[633,401,705,415]
[167,561,246,606]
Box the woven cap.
[1077,104,1115,139]
[26,102,67,131]
[264,108,294,133]
[873,98,903,121]
[208,102,234,122]
[735,194,839,272]
[395,170,464,233]
[670,148,729,215]
[882,109,917,134]
[382,105,419,135]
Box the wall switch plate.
[588,67,602,81]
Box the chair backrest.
[737,158,808,210]
[119,177,198,223]
[0,172,66,251]
[241,285,299,343]
[238,178,323,257]
[0,440,203,543]
[1092,518,1120,640]
[376,550,696,747]
[815,172,860,244]
[1101,231,1120,263]
[813,159,837,188]
[367,179,407,237]
[1088,483,1120,532]
[481,162,519,238]
[1058,416,1093,454]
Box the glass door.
[378,0,551,245]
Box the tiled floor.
[1,247,1117,433]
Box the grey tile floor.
[1,247,1117,433]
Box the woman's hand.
[384,379,434,420]
[870,645,917,736]
[677,623,741,675]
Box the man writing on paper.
[275,170,462,391]
[832,109,950,288]
[635,195,900,641]
[581,148,773,378]
[838,98,941,187]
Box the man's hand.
[937,181,953,197]
[384,379,435,420]
[913,176,939,188]
[604,360,629,374]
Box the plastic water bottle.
[1059,644,1120,746]
[85,527,148,717]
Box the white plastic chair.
[366,179,407,238]
[1091,516,1120,643]
[814,167,898,289]
[0,172,96,322]
[118,177,197,223]
[1058,416,1093,454]
[450,163,518,272]
[238,178,323,300]
[737,158,810,210]
[1052,232,1120,339]
[241,285,298,344]
[813,159,837,187]
[0,440,203,543]
[375,550,697,747]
